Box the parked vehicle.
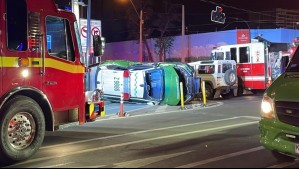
[189,60,238,99]
[96,63,181,105]
[210,42,289,95]
[0,0,104,163]
[259,45,299,162]
[156,62,200,103]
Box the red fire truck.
[211,42,287,95]
[0,0,104,164]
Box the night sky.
[56,0,299,43]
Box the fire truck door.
[42,16,83,111]
[238,46,254,90]
[1,2,43,94]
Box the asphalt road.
[3,94,299,168]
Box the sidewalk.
[99,99,222,119]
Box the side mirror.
[93,35,105,56]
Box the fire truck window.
[239,47,249,63]
[230,48,237,62]
[6,0,28,51]
[46,17,75,62]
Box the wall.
[102,28,299,62]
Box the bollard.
[180,82,185,110]
[119,93,124,117]
[202,81,207,106]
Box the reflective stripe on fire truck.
[242,76,266,81]
[1,56,84,74]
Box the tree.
[125,0,181,62]
[125,0,154,62]
[151,0,181,62]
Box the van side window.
[46,16,75,62]
[6,0,28,51]
[225,52,231,60]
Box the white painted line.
[43,116,252,149]
[114,151,192,168]
[13,121,258,166]
[38,162,75,168]
[176,146,264,168]
[267,160,299,168]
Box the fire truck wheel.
[224,69,237,86]
[237,77,244,96]
[0,96,45,164]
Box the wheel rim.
[7,112,36,150]
[229,73,236,84]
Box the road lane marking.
[113,151,192,168]
[11,121,258,166]
[176,146,264,168]
[43,116,255,149]
[267,160,299,168]
[36,162,75,168]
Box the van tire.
[224,69,236,86]
[205,84,214,100]
[0,96,45,164]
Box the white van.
[189,60,238,99]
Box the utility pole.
[139,10,143,63]
[181,5,185,63]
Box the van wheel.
[271,151,296,162]
[204,84,214,100]
[0,96,45,164]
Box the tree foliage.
[125,0,182,62]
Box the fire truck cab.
[0,0,104,164]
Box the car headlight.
[261,94,275,119]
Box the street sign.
[80,19,102,52]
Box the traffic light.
[211,6,226,24]
[93,35,105,56]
